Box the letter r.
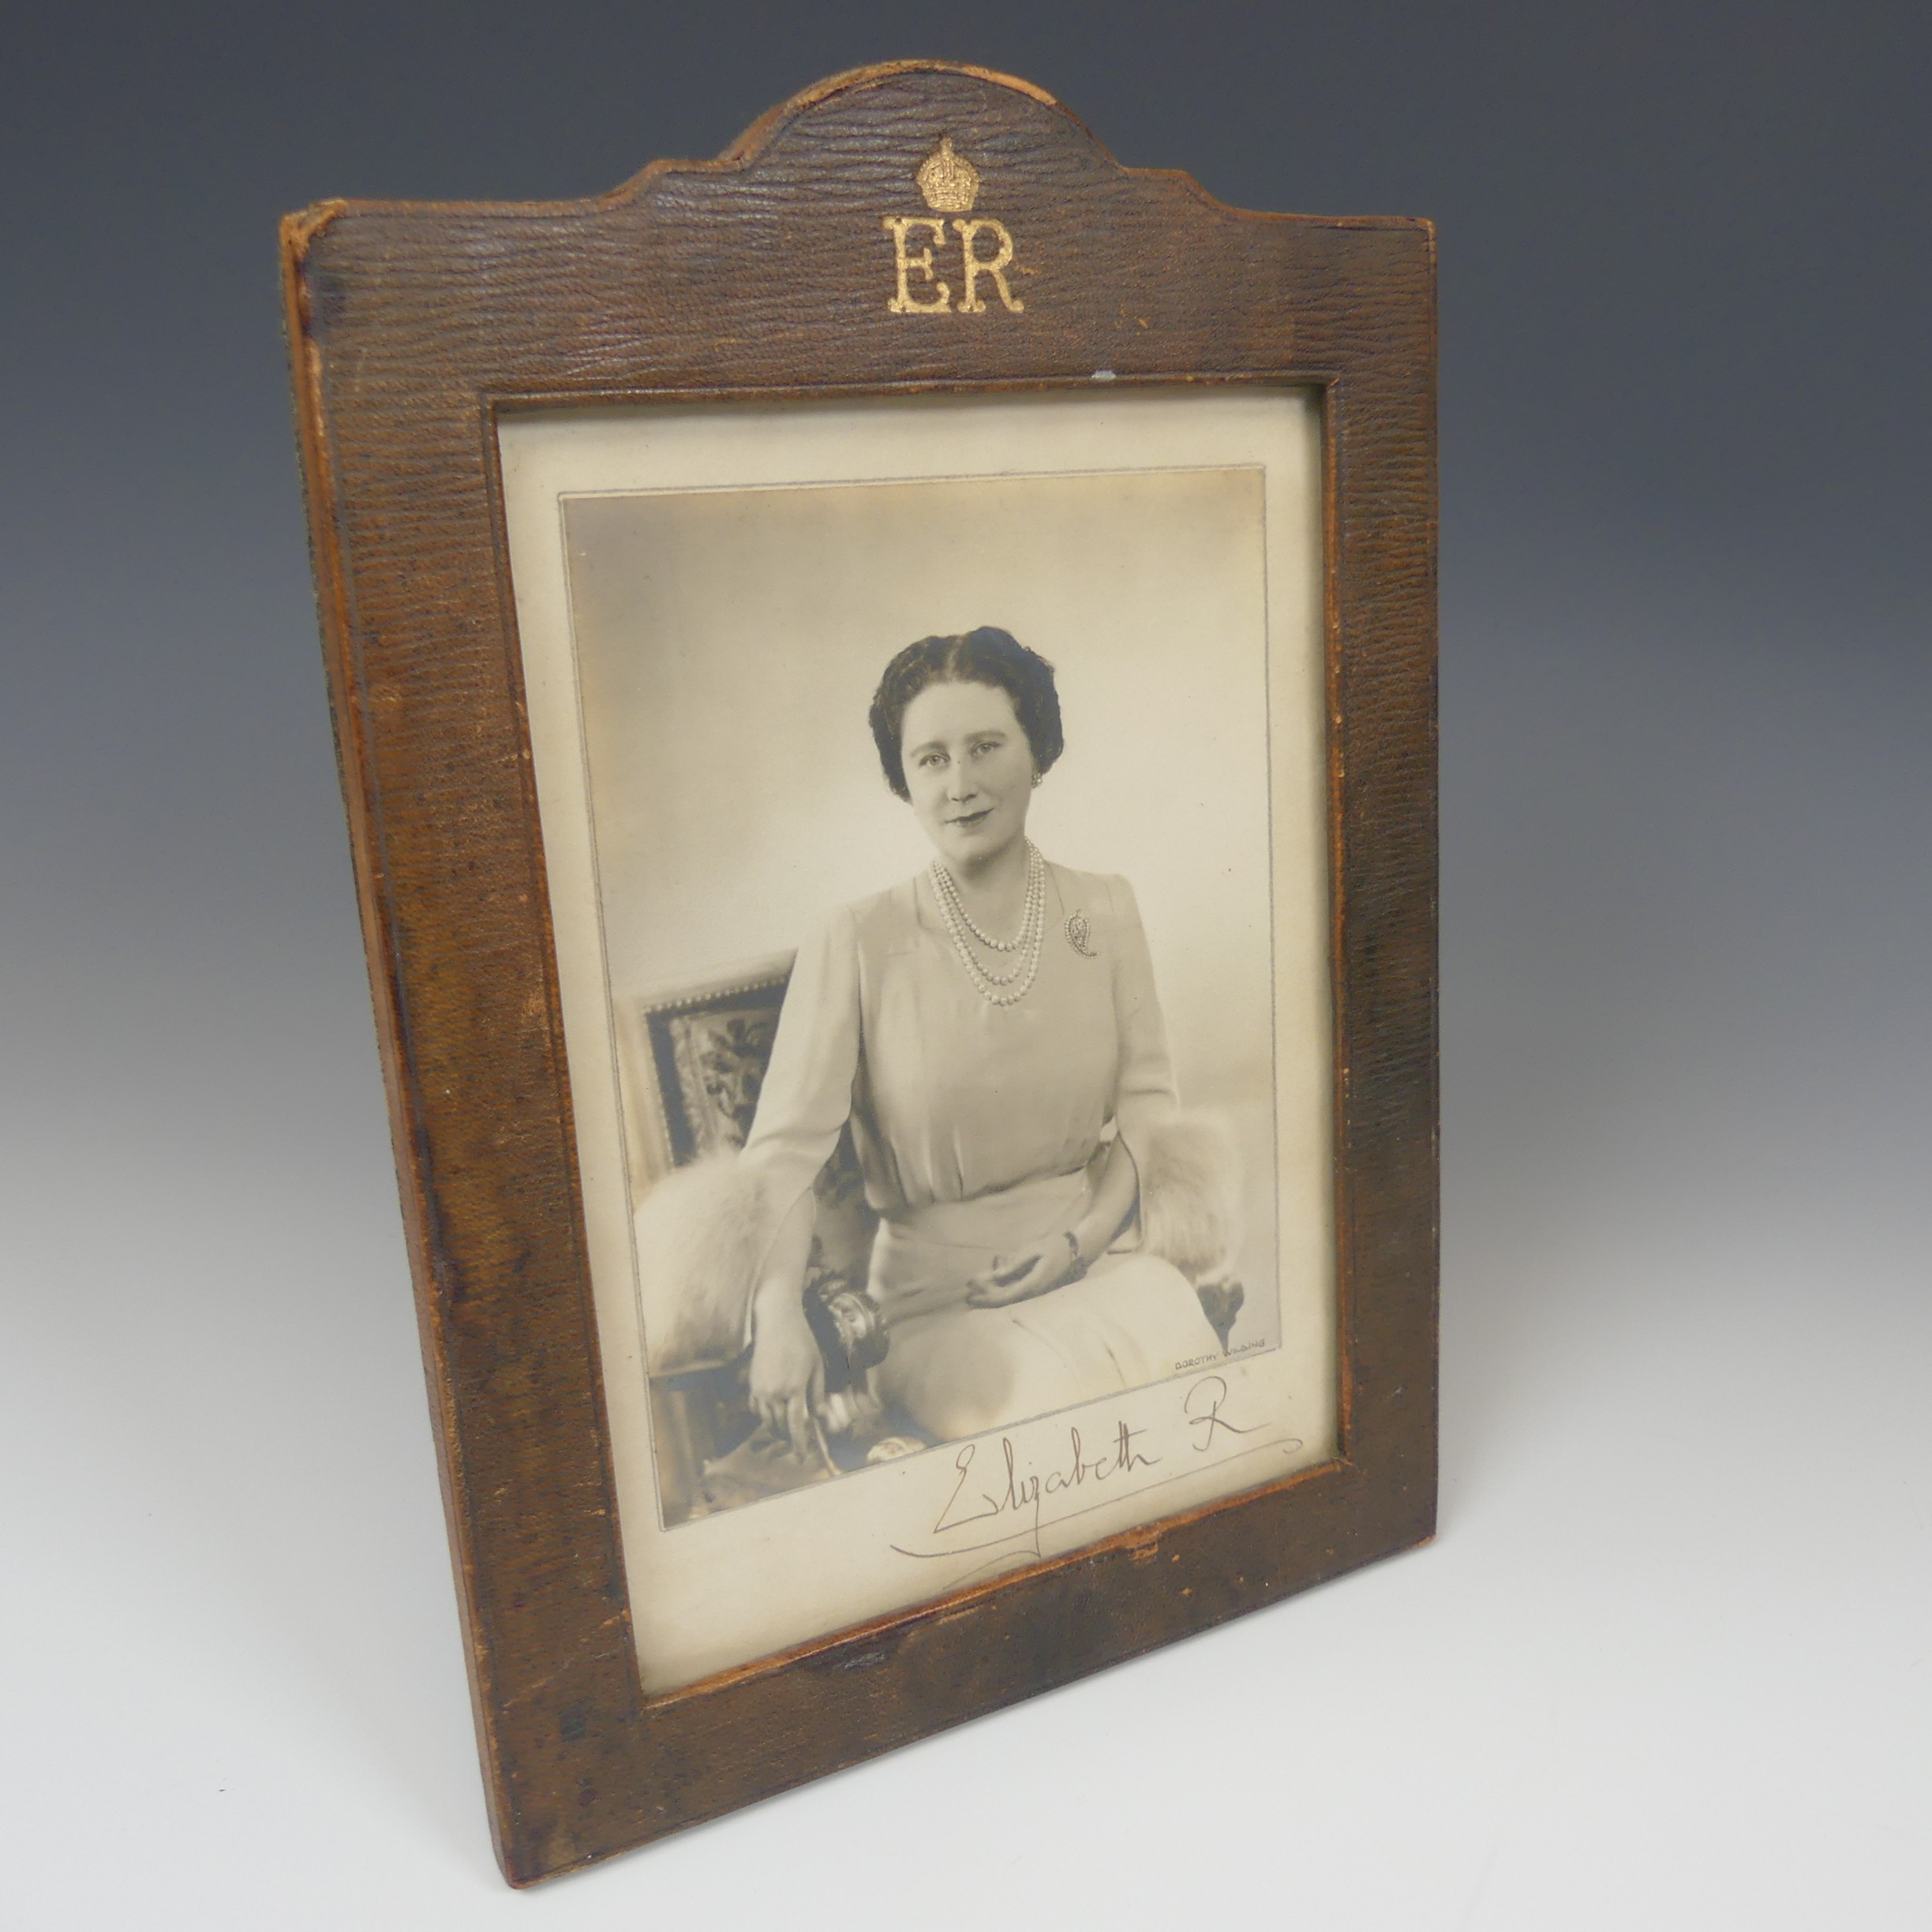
[953,219,1024,313]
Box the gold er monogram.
[882,138,1024,316]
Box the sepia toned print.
[501,388,1335,1687]
[622,628,1253,1526]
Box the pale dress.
[739,860,1222,1441]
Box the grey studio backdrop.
[3,5,1926,1926]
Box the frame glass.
[500,388,1334,1688]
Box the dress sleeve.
[1104,874,1181,1191]
[739,902,863,1242]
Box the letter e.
[884,216,951,313]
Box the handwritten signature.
[889,1374,1297,1571]
[931,1419,1160,1541]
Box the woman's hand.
[965,1232,1084,1309]
[747,1288,826,1458]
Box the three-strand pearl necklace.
[930,841,1046,1008]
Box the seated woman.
[638,627,1241,1462]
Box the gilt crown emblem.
[916,137,980,214]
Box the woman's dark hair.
[867,627,1065,800]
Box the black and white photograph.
[500,387,1337,1684]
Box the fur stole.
[631,1153,773,1376]
[1134,1110,1244,1282]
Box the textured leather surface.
[284,61,1436,1881]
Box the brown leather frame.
[282,61,1437,1884]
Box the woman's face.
[899,678,1037,871]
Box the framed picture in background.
[283,62,1437,1883]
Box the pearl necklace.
[932,841,1039,951]
[930,844,1046,1007]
